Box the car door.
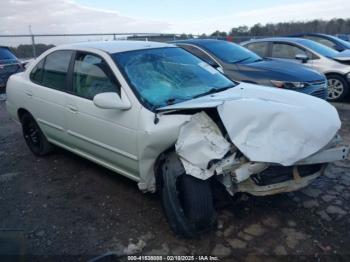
[28,50,73,144]
[269,42,314,68]
[65,50,139,178]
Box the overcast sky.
[1,0,350,36]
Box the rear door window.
[41,50,73,91]
[245,42,268,57]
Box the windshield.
[0,47,17,61]
[198,41,262,64]
[328,35,350,49]
[301,39,339,58]
[112,47,234,109]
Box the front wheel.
[21,113,54,156]
[327,75,349,101]
[158,152,217,238]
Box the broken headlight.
[270,80,308,89]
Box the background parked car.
[242,37,350,101]
[173,39,328,99]
[0,46,24,93]
[289,33,350,52]
[335,34,350,42]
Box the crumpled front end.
[175,110,349,196]
[235,135,348,196]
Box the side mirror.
[93,92,131,110]
[295,54,309,63]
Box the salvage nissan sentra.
[6,41,349,238]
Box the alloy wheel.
[23,119,42,152]
[327,78,344,100]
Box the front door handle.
[24,91,33,97]
[67,105,78,113]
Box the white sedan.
[6,41,349,238]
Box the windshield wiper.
[193,85,234,99]
[254,58,264,62]
[165,97,188,105]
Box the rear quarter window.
[30,59,45,84]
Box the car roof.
[172,39,226,45]
[242,37,311,45]
[291,33,329,37]
[57,40,175,54]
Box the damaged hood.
[159,83,341,166]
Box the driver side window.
[73,52,120,100]
[272,43,307,59]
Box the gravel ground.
[0,99,350,262]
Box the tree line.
[208,18,350,38]
[10,44,55,59]
[8,18,350,58]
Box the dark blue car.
[0,46,24,93]
[173,39,328,99]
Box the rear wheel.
[21,113,54,156]
[327,74,349,101]
[158,152,217,238]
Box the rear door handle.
[67,105,78,113]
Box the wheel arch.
[153,145,176,191]
[17,108,32,122]
[324,72,347,79]
[325,72,350,101]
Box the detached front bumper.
[237,145,349,196]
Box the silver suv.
[242,37,350,101]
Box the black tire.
[21,113,54,156]
[327,74,349,102]
[158,152,217,238]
